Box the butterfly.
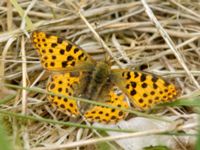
[32,31,178,124]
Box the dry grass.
[0,0,200,150]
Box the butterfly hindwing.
[32,31,94,71]
[84,89,129,124]
[47,71,87,116]
[110,69,178,110]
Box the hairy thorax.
[85,61,112,100]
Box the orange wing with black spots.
[84,90,129,124]
[47,72,86,116]
[110,70,178,110]
[32,31,95,71]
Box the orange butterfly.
[32,31,178,124]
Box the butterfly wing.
[110,69,178,110]
[32,31,95,71]
[84,89,129,124]
[47,71,88,116]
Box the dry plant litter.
[0,0,200,150]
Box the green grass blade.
[0,118,12,150]
[0,109,135,133]
[0,94,16,105]
[196,128,200,150]
[158,96,200,107]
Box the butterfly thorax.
[86,61,111,100]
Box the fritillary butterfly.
[32,31,178,124]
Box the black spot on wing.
[130,89,136,96]
[66,44,72,52]
[51,43,57,48]
[140,74,146,82]
[134,72,139,78]
[126,72,131,80]
[78,53,84,60]
[60,49,65,55]
[130,81,137,88]
[62,61,68,68]
[57,38,63,44]
[74,48,79,53]
[67,56,74,61]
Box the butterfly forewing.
[32,31,95,71]
[110,69,178,110]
